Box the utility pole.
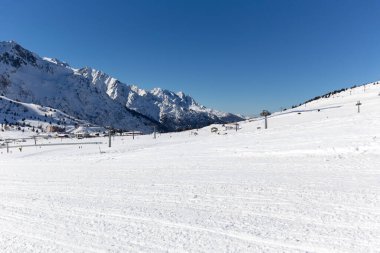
[356,101,362,113]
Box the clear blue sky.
[1,0,380,115]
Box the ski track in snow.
[1,84,380,252]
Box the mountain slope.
[0,95,91,133]
[0,41,243,132]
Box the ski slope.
[0,83,380,252]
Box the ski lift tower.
[260,110,271,129]
[234,123,240,132]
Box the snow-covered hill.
[0,41,243,132]
[1,78,379,252]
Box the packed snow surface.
[1,83,380,252]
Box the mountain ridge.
[0,41,243,132]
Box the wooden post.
[153,126,156,139]
[132,131,135,140]
[6,142,9,153]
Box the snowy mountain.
[0,41,243,132]
[76,64,243,131]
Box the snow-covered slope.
[0,79,379,252]
[0,41,243,132]
[0,95,94,135]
